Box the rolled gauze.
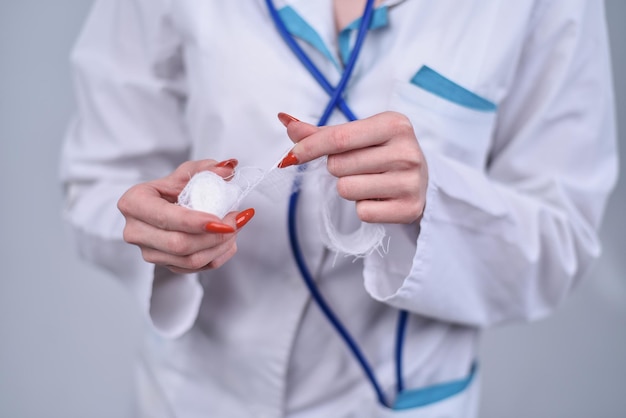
[177,169,263,218]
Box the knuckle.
[387,112,414,137]
[210,243,238,269]
[326,155,341,176]
[166,233,192,256]
[185,252,210,271]
[394,144,423,171]
[355,202,376,223]
[152,209,170,230]
[210,232,230,246]
[141,248,159,265]
[122,219,145,246]
[395,156,418,171]
[409,147,425,167]
[407,200,423,222]
[330,128,352,152]
[175,160,198,174]
[117,192,132,215]
[177,215,197,233]
[395,197,424,224]
[335,178,352,199]
[122,226,136,245]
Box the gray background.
[0,1,624,417]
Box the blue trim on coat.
[339,6,389,64]
[411,66,497,112]
[392,362,477,410]
[277,6,338,67]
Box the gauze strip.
[177,156,387,257]
[316,167,386,258]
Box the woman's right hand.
[117,159,255,274]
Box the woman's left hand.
[277,111,428,224]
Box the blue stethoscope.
[266,0,478,410]
[265,0,407,409]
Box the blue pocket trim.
[392,362,477,410]
[410,66,496,112]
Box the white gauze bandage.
[177,156,387,258]
[316,164,386,258]
[177,167,264,218]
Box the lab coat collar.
[285,0,336,59]
[278,0,409,8]
[279,0,410,32]
[274,0,409,67]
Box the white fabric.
[60,0,617,417]
[178,160,387,257]
[317,166,388,258]
[177,168,263,217]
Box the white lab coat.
[60,0,617,416]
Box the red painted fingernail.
[235,208,255,229]
[216,159,238,169]
[278,151,299,169]
[277,112,300,127]
[204,222,235,233]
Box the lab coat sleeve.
[363,0,618,327]
[60,0,202,338]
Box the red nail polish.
[204,222,235,234]
[277,112,300,127]
[235,208,255,229]
[278,151,299,169]
[216,159,239,169]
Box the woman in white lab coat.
[61,0,617,416]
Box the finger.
[159,159,238,201]
[172,159,238,180]
[118,184,229,233]
[280,116,320,144]
[326,148,385,177]
[142,238,237,272]
[159,160,218,200]
[356,198,424,224]
[160,160,238,204]
[277,113,320,144]
[336,172,415,202]
[118,158,242,233]
[123,218,234,256]
[356,189,424,224]
[167,211,245,271]
[283,112,414,166]
[206,242,239,269]
[327,141,423,177]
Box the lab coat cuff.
[362,167,439,306]
[149,267,204,339]
[64,184,204,339]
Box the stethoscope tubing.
[265,0,408,408]
[264,0,357,122]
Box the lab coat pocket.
[388,67,497,169]
[372,367,481,418]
